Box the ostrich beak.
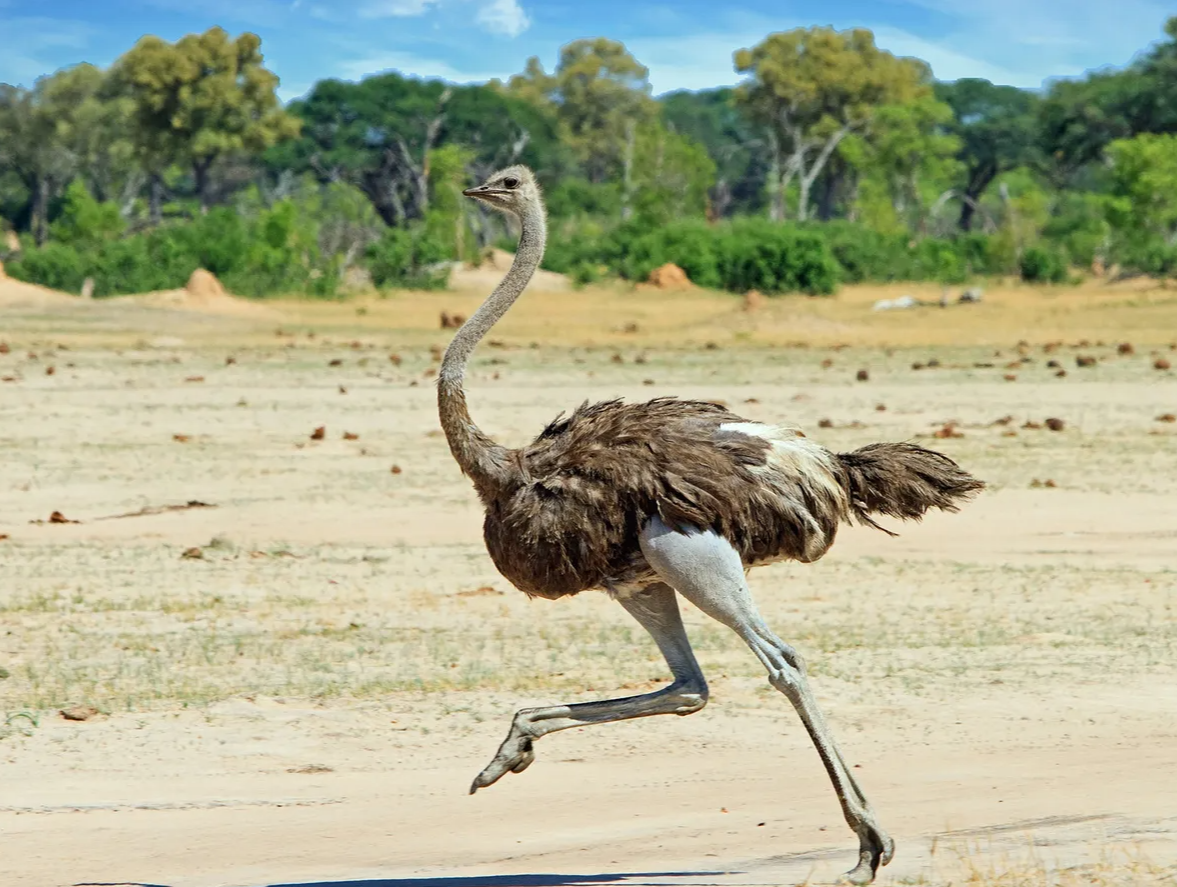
[463,185,505,199]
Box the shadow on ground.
[267,874,726,887]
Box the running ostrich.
[439,165,982,885]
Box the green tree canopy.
[932,78,1039,231]
[278,72,560,227]
[735,27,931,221]
[505,38,657,183]
[111,27,298,214]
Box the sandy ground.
[1,278,1176,887]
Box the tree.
[1036,71,1147,189]
[627,123,716,225]
[934,78,1040,231]
[734,27,930,222]
[839,95,961,232]
[279,73,559,227]
[661,88,766,217]
[1106,133,1177,245]
[38,64,140,216]
[112,27,299,215]
[0,69,100,244]
[505,39,657,184]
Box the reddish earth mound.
[646,263,692,290]
[186,268,227,299]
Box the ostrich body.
[439,166,982,885]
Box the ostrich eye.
[503,176,520,189]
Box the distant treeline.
[2,20,1177,296]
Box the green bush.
[716,220,839,295]
[1019,245,1069,283]
[622,220,722,288]
[6,241,88,293]
[10,197,340,298]
[1114,237,1177,277]
[366,224,451,290]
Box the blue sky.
[0,0,1171,101]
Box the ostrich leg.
[470,582,708,793]
[640,516,894,886]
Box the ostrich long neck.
[438,200,546,495]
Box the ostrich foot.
[840,820,894,885]
[469,732,535,793]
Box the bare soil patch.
[1,282,1175,887]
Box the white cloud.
[0,17,95,85]
[475,0,530,37]
[895,0,1169,78]
[626,29,775,94]
[355,0,530,36]
[358,0,439,18]
[335,50,511,84]
[869,27,1044,86]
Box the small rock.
[60,705,100,722]
[856,369,869,382]
[1155,358,1172,371]
[310,426,326,441]
[1045,418,1065,432]
[181,547,204,560]
[1076,356,1097,368]
[1117,343,1135,355]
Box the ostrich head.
[462,165,541,218]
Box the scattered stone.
[310,426,326,441]
[48,510,77,524]
[184,375,205,383]
[181,547,204,560]
[958,287,983,304]
[856,369,869,382]
[1117,343,1135,355]
[440,311,466,329]
[933,423,964,439]
[342,431,359,440]
[390,465,403,475]
[1155,358,1172,371]
[873,295,919,311]
[818,418,834,429]
[328,358,343,367]
[1045,417,1066,432]
[1030,479,1058,489]
[60,705,100,722]
[389,353,402,366]
[1003,373,1018,382]
[287,764,334,774]
[457,586,505,598]
[172,433,191,443]
[1157,414,1176,423]
[1076,356,1097,368]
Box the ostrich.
[439,165,982,885]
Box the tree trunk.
[31,176,50,246]
[149,174,164,225]
[958,162,997,232]
[816,166,839,221]
[193,156,215,214]
[620,119,636,222]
